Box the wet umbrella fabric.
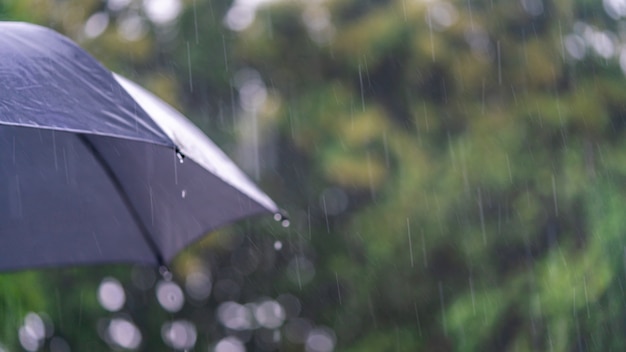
[0,22,281,271]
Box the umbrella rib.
[77,134,166,268]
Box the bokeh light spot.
[97,277,126,312]
[156,280,185,313]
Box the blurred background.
[2,0,626,350]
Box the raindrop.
[477,189,486,245]
[161,320,197,350]
[552,175,559,216]
[281,219,290,228]
[469,276,476,314]
[186,41,193,92]
[335,272,342,305]
[467,0,474,28]
[305,327,336,352]
[193,0,199,43]
[108,318,142,350]
[176,151,185,163]
[214,337,245,352]
[274,213,282,221]
[427,7,435,60]
[185,271,212,301]
[407,218,414,267]
[414,303,423,337]
[439,282,448,336]
[254,300,286,329]
[274,240,283,251]
[160,266,174,281]
[421,229,428,268]
[358,64,365,111]
[97,277,126,312]
[181,189,186,198]
[497,40,502,85]
[156,280,185,312]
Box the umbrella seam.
[0,121,175,148]
[77,134,166,268]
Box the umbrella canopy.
[0,22,284,271]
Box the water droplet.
[159,266,173,281]
[181,189,186,198]
[274,240,283,251]
[176,151,185,163]
[281,219,290,228]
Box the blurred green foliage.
[3,0,626,351]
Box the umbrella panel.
[89,135,268,263]
[0,125,269,271]
[0,126,155,271]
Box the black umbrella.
[0,22,286,272]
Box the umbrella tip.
[159,265,173,281]
[274,210,290,228]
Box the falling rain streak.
[428,7,435,61]
[335,272,342,305]
[497,40,502,85]
[477,189,486,244]
[438,282,447,336]
[407,218,414,267]
[358,64,365,111]
[552,175,558,216]
[186,41,193,92]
